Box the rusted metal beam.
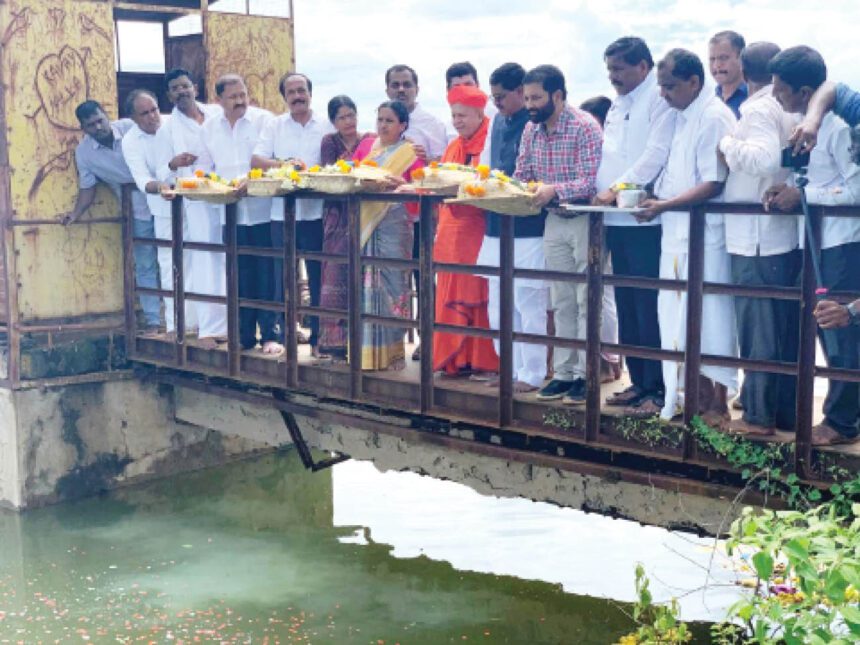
[682,206,706,458]
[419,195,435,413]
[795,211,820,479]
[122,187,137,358]
[224,202,240,376]
[347,195,362,399]
[584,211,604,442]
[498,214,514,427]
[283,195,298,387]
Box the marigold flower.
[476,164,490,179]
[194,169,205,178]
[308,165,321,173]
[248,168,263,180]
[410,168,425,181]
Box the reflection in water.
[0,450,722,643]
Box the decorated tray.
[410,162,477,195]
[246,164,306,197]
[444,168,542,216]
[299,159,396,194]
[172,172,240,204]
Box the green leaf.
[783,539,809,562]
[841,604,860,625]
[752,551,774,580]
[808,489,823,501]
[825,569,848,602]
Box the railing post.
[121,185,136,359]
[171,196,185,366]
[284,194,298,387]
[347,195,362,399]
[683,205,705,457]
[794,206,820,479]
[419,195,435,413]
[224,201,240,376]
[498,214,514,427]
[584,210,604,442]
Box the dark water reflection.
[0,450,722,644]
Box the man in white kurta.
[591,37,676,416]
[718,43,800,436]
[193,75,276,352]
[155,69,226,345]
[637,49,738,422]
[765,46,860,445]
[121,90,186,334]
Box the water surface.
[0,450,732,643]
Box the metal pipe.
[225,202,240,376]
[419,195,435,413]
[171,197,185,366]
[347,195,362,399]
[584,211,604,442]
[498,214,514,427]
[284,195,298,387]
[682,206,705,455]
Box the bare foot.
[389,357,406,371]
[197,337,219,350]
[262,341,284,355]
[513,380,538,393]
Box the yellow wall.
[205,13,294,114]
[1,0,121,320]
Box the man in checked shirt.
[514,65,603,405]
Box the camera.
[781,145,811,170]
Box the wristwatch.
[847,301,860,325]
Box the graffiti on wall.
[1,0,122,319]
[206,12,294,114]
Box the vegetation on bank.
[612,418,860,644]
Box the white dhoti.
[185,201,227,338]
[153,214,195,333]
[477,235,549,387]
[658,243,738,420]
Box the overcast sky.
[292,0,860,129]
[121,0,860,129]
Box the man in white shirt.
[591,37,675,417]
[637,49,738,424]
[252,72,334,356]
[155,68,226,348]
[764,46,860,446]
[385,64,448,360]
[122,89,187,336]
[67,100,159,331]
[717,43,801,436]
[195,74,277,353]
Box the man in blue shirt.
[709,30,748,119]
[475,63,548,393]
[791,81,860,150]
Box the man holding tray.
[155,68,226,348]
[514,65,603,405]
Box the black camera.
[781,145,811,169]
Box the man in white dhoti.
[637,49,738,424]
[155,68,226,348]
[476,63,548,392]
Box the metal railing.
[123,189,860,480]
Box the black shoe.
[562,378,587,405]
[536,379,574,401]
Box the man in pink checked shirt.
[514,64,603,405]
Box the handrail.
[122,188,860,481]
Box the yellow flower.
[289,170,301,183]
[476,164,490,179]
[308,165,321,173]
[248,168,263,180]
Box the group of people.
[69,30,860,447]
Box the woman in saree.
[432,84,499,378]
[318,96,375,360]
[353,100,424,370]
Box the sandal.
[811,423,860,447]
[624,397,662,419]
[606,386,643,407]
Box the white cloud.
[294,0,860,129]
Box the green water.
[0,451,723,644]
